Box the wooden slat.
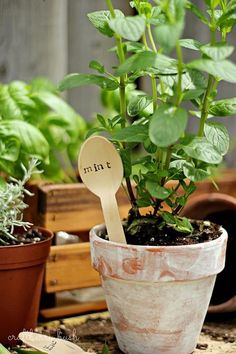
[45,242,100,293]
[40,300,107,319]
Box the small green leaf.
[187,59,236,83]
[204,121,229,155]
[102,343,110,354]
[149,105,188,147]
[183,162,210,181]
[209,97,236,116]
[59,73,119,91]
[146,181,171,199]
[127,95,152,117]
[186,1,209,24]
[112,124,148,143]
[87,10,124,37]
[182,89,204,100]
[179,38,202,50]
[182,137,222,164]
[108,16,145,41]
[200,43,234,61]
[89,60,105,73]
[154,22,184,52]
[115,51,176,76]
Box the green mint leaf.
[59,73,119,91]
[187,1,209,24]
[87,10,124,37]
[209,97,236,116]
[108,16,146,41]
[89,60,105,73]
[204,121,229,155]
[200,43,234,61]
[146,181,171,199]
[112,124,148,143]
[182,137,222,164]
[183,162,210,182]
[115,51,176,76]
[153,22,184,52]
[187,59,236,83]
[179,38,202,51]
[127,95,152,117]
[149,104,188,147]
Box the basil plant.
[59,0,236,233]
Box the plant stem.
[175,41,183,106]
[198,7,217,137]
[147,24,157,52]
[106,0,137,208]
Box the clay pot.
[181,193,236,313]
[90,224,227,354]
[0,227,53,346]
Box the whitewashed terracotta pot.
[90,224,228,354]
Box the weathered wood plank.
[0,0,67,84]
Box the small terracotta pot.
[90,224,227,354]
[181,193,236,312]
[0,227,53,346]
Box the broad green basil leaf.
[115,51,177,76]
[146,181,171,199]
[187,59,236,83]
[112,124,148,143]
[1,120,49,161]
[127,95,152,117]
[89,60,105,73]
[0,82,35,120]
[200,43,234,61]
[175,217,193,233]
[209,97,236,116]
[204,121,229,155]
[33,91,83,134]
[0,137,20,162]
[108,16,145,41]
[149,105,188,147]
[182,137,222,163]
[87,10,124,37]
[179,38,202,50]
[59,73,119,91]
[143,138,157,153]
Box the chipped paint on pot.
[90,225,227,354]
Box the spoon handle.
[100,194,127,244]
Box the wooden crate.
[26,170,236,319]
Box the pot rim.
[0,226,53,250]
[90,223,227,251]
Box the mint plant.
[59,0,236,235]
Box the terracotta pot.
[90,224,227,354]
[0,227,53,346]
[181,193,236,313]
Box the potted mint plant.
[0,159,53,346]
[59,1,236,353]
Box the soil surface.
[100,216,222,246]
[30,312,236,354]
[4,227,47,246]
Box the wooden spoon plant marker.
[78,136,126,244]
[19,332,88,354]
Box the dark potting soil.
[101,215,222,246]
[6,228,47,246]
